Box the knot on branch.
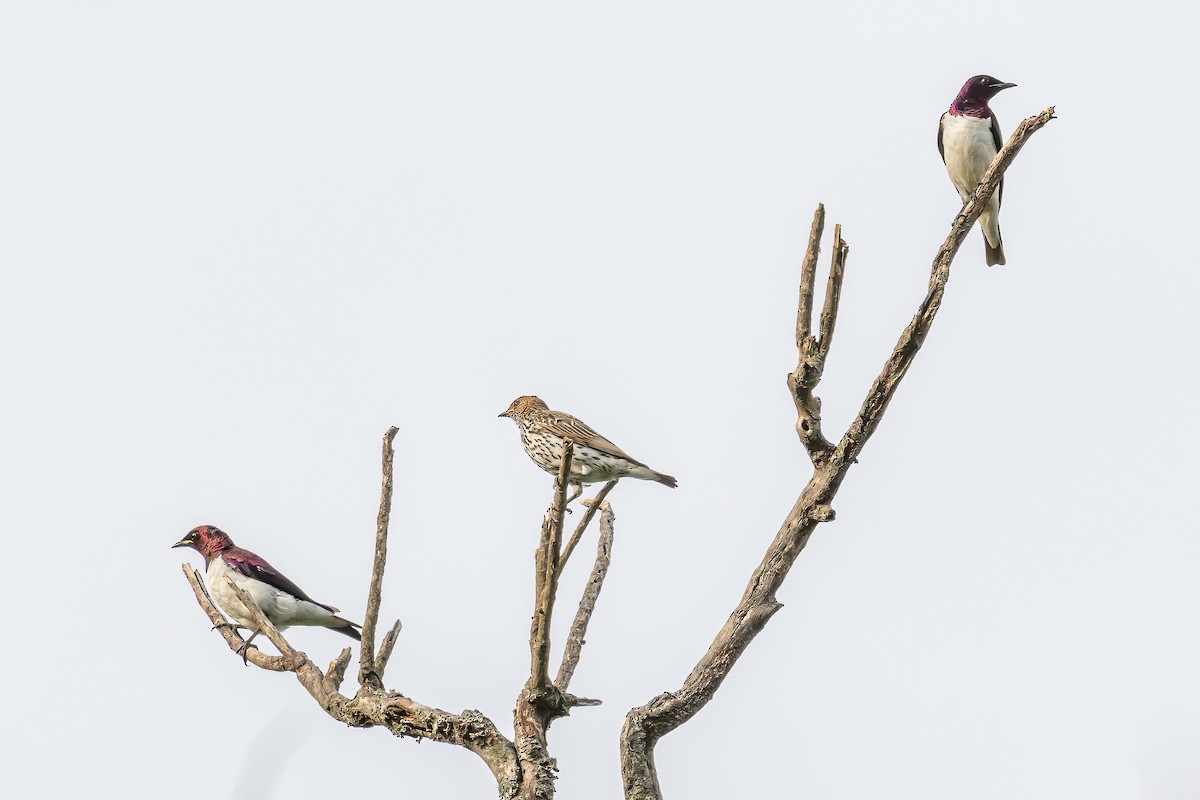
[807,504,836,523]
[525,682,571,719]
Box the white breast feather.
[207,557,338,632]
[941,113,998,201]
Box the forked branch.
[621,106,1056,800]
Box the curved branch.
[621,106,1056,800]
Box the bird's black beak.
[171,538,191,549]
[994,82,1017,91]
[498,412,508,418]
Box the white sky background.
[1,1,1196,798]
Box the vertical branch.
[788,205,845,464]
[514,441,575,800]
[818,224,848,358]
[359,425,399,689]
[529,440,573,689]
[796,205,824,346]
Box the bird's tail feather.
[985,238,1006,266]
[983,217,1005,266]
[330,618,362,640]
[628,465,677,487]
[652,471,678,488]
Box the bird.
[172,525,360,663]
[499,395,677,503]
[938,74,1017,266]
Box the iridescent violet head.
[952,75,1016,115]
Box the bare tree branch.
[529,440,573,688]
[621,106,1056,800]
[182,564,291,672]
[359,425,399,689]
[514,441,575,800]
[838,108,1056,464]
[557,480,617,576]
[818,223,848,362]
[788,207,849,464]
[555,497,616,693]
[180,429,524,798]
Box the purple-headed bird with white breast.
[500,395,677,504]
[173,525,360,663]
[938,74,1017,266]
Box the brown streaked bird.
[499,395,677,502]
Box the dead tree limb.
[555,497,617,693]
[180,429,523,797]
[513,442,575,800]
[181,422,617,799]
[359,426,399,689]
[620,105,1056,800]
[558,480,617,576]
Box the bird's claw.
[236,642,257,666]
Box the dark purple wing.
[222,547,334,610]
[990,112,1004,207]
[937,112,947,164]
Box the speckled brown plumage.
[499,396,676,498]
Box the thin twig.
[557,480,617,576]
[796,206,823,347]
[818,224,848,358]
[360,426,399,689]
[555,498,616,693]
[621,107,1056,800]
